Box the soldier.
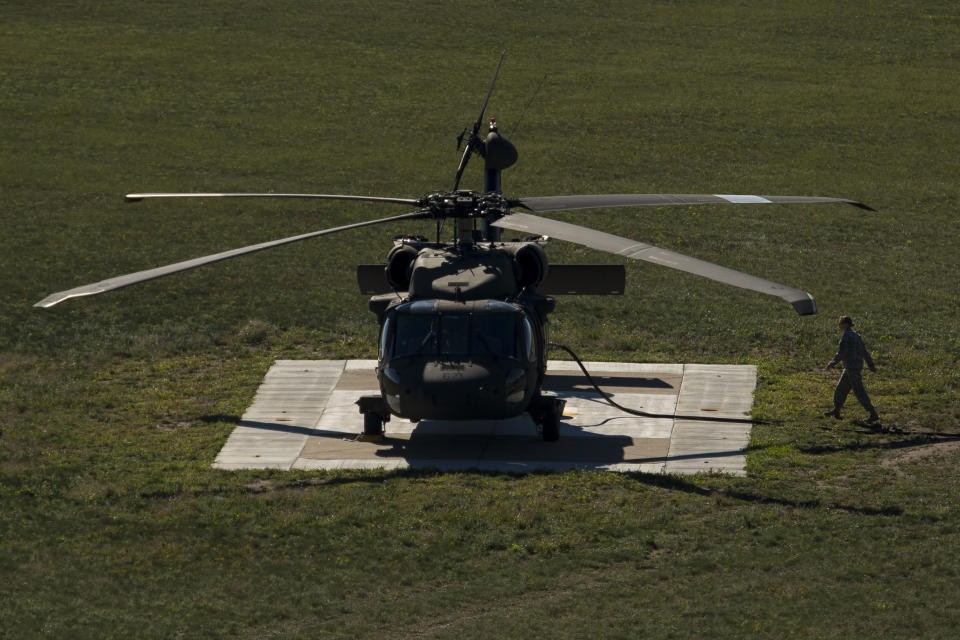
[825,315,879,422]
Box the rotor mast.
[481,117,518,241]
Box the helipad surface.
[214,360,758,476]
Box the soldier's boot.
[867,410,880,423]
[823,407,841,419]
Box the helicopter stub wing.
[511,194,875,212]
[35,210,430,308]
[491,211,817,315]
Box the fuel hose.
[547,342,764,425]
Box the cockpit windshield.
[384,304,534,360]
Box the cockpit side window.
[379,316,393,360]
[520,316,535,361]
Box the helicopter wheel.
[363,411,384,437]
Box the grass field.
[2,1,959,637]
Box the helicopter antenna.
[452,51,506,191]
[510,73,547,137]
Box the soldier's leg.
[833,370,853,410]
[848,370,877,416]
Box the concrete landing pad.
[214,360,757,476]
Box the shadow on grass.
[617,473,905,517]
[293,466,907,517]
[795,431,960,457]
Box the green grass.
[2,1,959,637]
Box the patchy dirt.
[244,479,277,493]
[155,421,194,432]
[879,437,960,478]
[0,352,38,375]
[243,477,331,494]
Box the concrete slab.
[213,360,757,476]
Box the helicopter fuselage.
[377,298,544,421]
[358,238,564,436]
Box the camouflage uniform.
[828,327,877,416]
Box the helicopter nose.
[422,361,495,388]
[414,361,517,419]
[384,359,531,421]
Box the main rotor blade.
[125,193,420,206]
[492,211,817,315]
[453,51,506,191]
[474,51,505,135]
[35,209,430,308]
[512,194,875,212]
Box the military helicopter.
[36,57,873,441]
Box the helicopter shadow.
[365,428,669,470]
[299,404,741,473]
[543,373,678,395]
[225,411,751,475]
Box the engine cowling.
[385,244,419,292]
[506,243,548,290]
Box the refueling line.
[546,342,764,425]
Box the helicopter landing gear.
[363,411,384,437]
[541,406,560,442]
[356,394,390,441]
[530,394,565,442]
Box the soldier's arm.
[827,335,848,368]
[864,344,876,371]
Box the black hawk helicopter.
[36,57,873,441]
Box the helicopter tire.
[363,411,384,437]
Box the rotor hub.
[417,191,510,222]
